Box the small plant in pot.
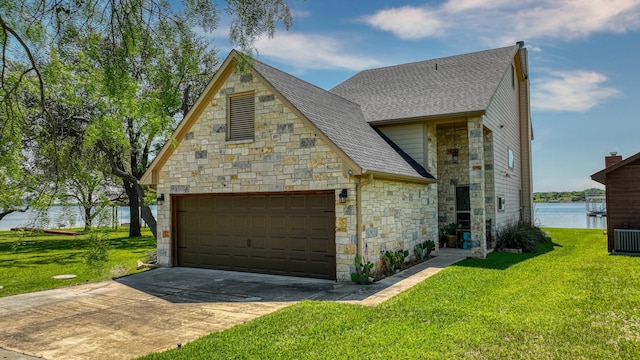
[441,223,459,248]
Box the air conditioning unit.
[613,229,640,253]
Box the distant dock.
[585,194,606,216]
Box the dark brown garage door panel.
[175,192,336,279]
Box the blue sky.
[206,0,640,193]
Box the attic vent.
[228,93,255,141]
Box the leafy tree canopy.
[0,0,292,235]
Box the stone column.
[468,117,486,258]
[426,124,439,250]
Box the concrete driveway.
[0,250,466,360]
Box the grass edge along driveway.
[0,227,155,297]
[140,228,640,359]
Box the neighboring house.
[141,42,534,281]
[591,152,640,253]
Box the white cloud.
[360,6,445,39]
[289,8,310,18]
[513,0,640,40]
[442,0,523,12]
[362,0,640,43]
[532,70,620,112]
[254,33,380,71]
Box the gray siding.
[377,123,426,167]
[484,59,523,229]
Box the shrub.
[383,249,409,273]
[146,249,158,264]
[350,256,374,285]
[496,221,548,253]
[415,240,436,261]
[85,230,109,274]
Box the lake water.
[0,205,157,230]
[1,202,602,230]
[534,202,606,229]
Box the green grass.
[140,228,640,359]
[0,227,156,297]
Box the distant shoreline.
[533,189,605,203]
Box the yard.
[140,228,640,359]
[0,228,156,297]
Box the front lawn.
[141,228,640,359]
[0,227,156,297]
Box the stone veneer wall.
[467,117,487,257]
[483,128,496,243]
[155,70,357,280]
[437,120,488,257]
[359,178,438,271]
[437,124,470,228]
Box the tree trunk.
[140,204,157,238]
[106,149,157,238]
[0,207,28,222]
[0,210,15,222]
[84,206,92,231]
[124,179,142,237]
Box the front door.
[456,186,470,229]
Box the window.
[228,92,254,141]
[511,64,515,88]
[498,196,506,211]
[508,148,514,169]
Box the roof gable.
[330,45,520,123]
[251,59,434,181]
[142,50,435,184]
[591,151,640,184]
[141,52,237,184]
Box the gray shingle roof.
[252,59,433,180]
[329,45,519,123]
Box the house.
[591,152,640,253]
[141,42,534,281]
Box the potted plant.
[441,223,459,248]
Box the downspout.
[356,173,374,260]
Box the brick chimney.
[605,152,622,168]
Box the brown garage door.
[175,191,336,280]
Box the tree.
[0,135,31,221]
[79,14,220,238]
[1,0,292,237]
[59,156,125,231]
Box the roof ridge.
[332,44,519,84]
[329,44,521,123]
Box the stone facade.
[359,179,438,271]
[467,117,487,257]
[154,69,437,281]
[144,46,533,280]
[483,128,496,244]
[436,118,488,257]
[437,123,470,227]
[156,70,358,279]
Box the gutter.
[363,170,436,184]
